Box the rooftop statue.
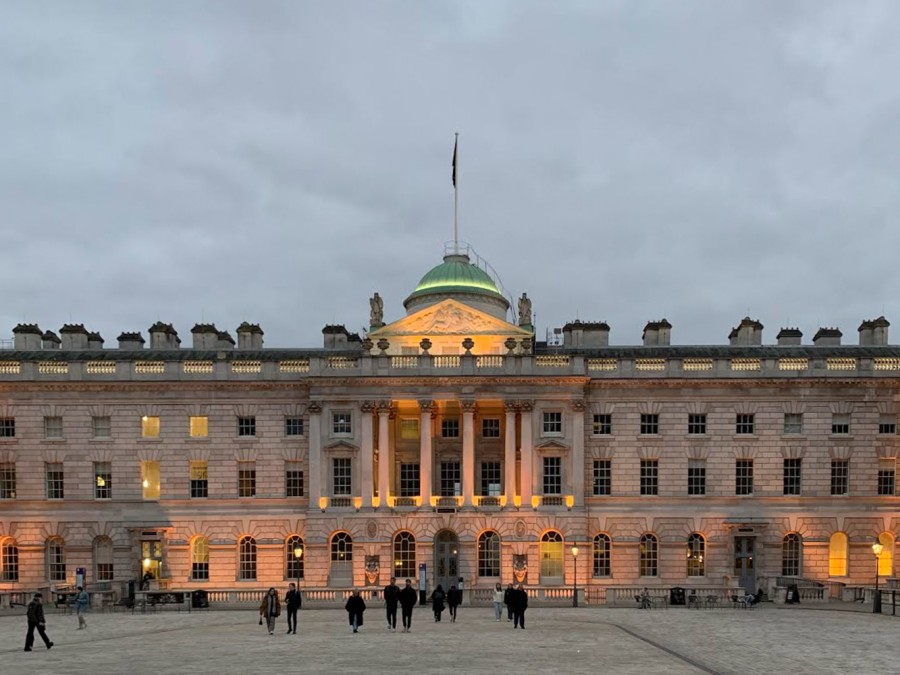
[518,293,532,326]
[370,293,384,326]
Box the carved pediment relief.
[370,299,530,338]
[324,440,359,452]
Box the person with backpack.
[431,584,446,622]
[24,593,53,651]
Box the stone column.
[419,400,435,506]
[520,400,534,505]
[461,399,477,507]
[572,399,586,507]
[360,402,375,508]
[308,402,323,506]
[377,404,391,508]
[504,401,517,507]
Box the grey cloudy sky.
[3,1,900,348]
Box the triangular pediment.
[325,440,358,452]
[370,299,531,338]
[536,439,569,451]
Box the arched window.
[686,534,705,577]
[93,536,113,582]
[286,535,304,580]
[540,531,564,579]
[238,536,257,580]
[47,538,66,582]
[1,539,19,581]
[639,534,658,577]
[192,537,209,581]
[478,531,500,578]
[782,533,801,576]
[878,532,894,577]
[393,532,416,578]
[593,534,611,577]
[331,532,353,562]
[828,532,848,577]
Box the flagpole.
[453,132,459,254]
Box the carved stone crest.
[365,555,380,585]
[513,554,528,584]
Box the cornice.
[0,382,310,394]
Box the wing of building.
[0,246,897,607]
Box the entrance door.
[734,537,755,593]
[434,531,459,591]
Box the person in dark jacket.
[284,583,302,634]
[259,587,281,636]
[345,589,366,633]
[447,585,461,622]
[398,578,417,633]
[383,577,400,632]
[24,593,53,651]
[511,584,528,629]
[503,583,515,621]
[431,584,446,622]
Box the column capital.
[570,399,587,412]
[360,400,377,413]
[375,401,394,415]
[504,400,519,414]
[460,399,477,414]
[308,401,323,414]
[418,400,437,414]
[518,399,534,412]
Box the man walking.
[398,577,417,633]
[73,585,89,629]
[284,583,302,634]
[383,577,400,632]
[24,593,53,651]
[512,584,528,629]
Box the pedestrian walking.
[399,578,417,632]
[511,584,528,629]
[284,583,302,634]
[447,585,461,622]
[258,587,281,635]
[492,582,504,621]
[431,584,446,622]
[345,589,366,633]
[24,593,53,652]
[383,577,400,632]
[73,585,90,629]
[504,583,515,621]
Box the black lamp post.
[873,538,883,614]
[571,544,580,608]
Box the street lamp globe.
[294,545,304,560]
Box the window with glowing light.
[686,533,705,577]
[141,415,160,438]
[189,416,208,438]
[331,532,353,562]
[94,462,111,499]
[141,461,160,499]
[540,531,564,579]
[877,533,894,577]
[192,537,209,581]
[286,535,304,580]
[828,532,847,577]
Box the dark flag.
[452,136,457,187]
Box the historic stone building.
[0,244,898,604]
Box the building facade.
[0,246,898,602]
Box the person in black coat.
[383,577,400,632]
[446,585,461,622]
[345,590,366,633]
[284,583,302,634]
[511,584,528,629]
[503,583,515,621]
[431,584,446,622]
[24,593,53,651]
[398,578,418,633]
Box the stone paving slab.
[0,605,895,675]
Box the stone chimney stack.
[729,317,763,346]
[859,316,890,346]
[237,322,264,350]
[87,332,104,349]
[216,330,235,350]
[41,330,61,350]
[59,324,90,350]
[190,324,219,350]
[323,325,350,349]
[149,322,180,349]
[642,319,671,346]
[12,324,42,350]
[563,321,610,348]
[776,328,803,346]
[812,327,842,346]
[117,332,145,349]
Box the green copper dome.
[403,253,510,314]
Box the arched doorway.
[434,530,459,591]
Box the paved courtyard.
[0,604,895,674]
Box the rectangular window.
[48,541,66,582]
[0,418,14,437]
[400,419,419,440]
[285,462,304,497]
[687,459,706,496]
[482,418,501,438]
[441,418,459,438]
[879,415,897,435]
[735,460,753,496]
[238,462,256,498]
[284,417,304,436]
[141,415,160,438]
[878,461,896,496]
[440,462,461,497]
[592,460,611,496]
[46,463,64,499]
[237,416,256,437]
[190,461,208,498]
[480,461,501,497]
[94,462,112,499]
[543,456,562,495]
[141,461,161,499]
[0,463,16,499]
[399,462,420,497]
[735,414,755,435]
[332,412,352,436]
[542,411,563,436]
[640,414,659,435]
[830,460,849,496]
[831,413,850,435]
[592,414,612,436]
[189,416,208,438]
[92,415,111,438]
[783,413,803,435]
[783,458,802,495]
[640,460,659,495]
[333,457,352,496]
[44,416,63,439]
[687,414,707,435]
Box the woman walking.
[492,582,504,621]
[345,589,366,633]
[447,585,461,623]
[431,584,446,622]
[73,586,89,629]
[504,583,515,621]
[259,587,281,635]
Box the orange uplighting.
[531,496,540,509]
[372,496,381,508]
[318,497,328,511]
[513,495,521,508]
[565,495,575,509]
